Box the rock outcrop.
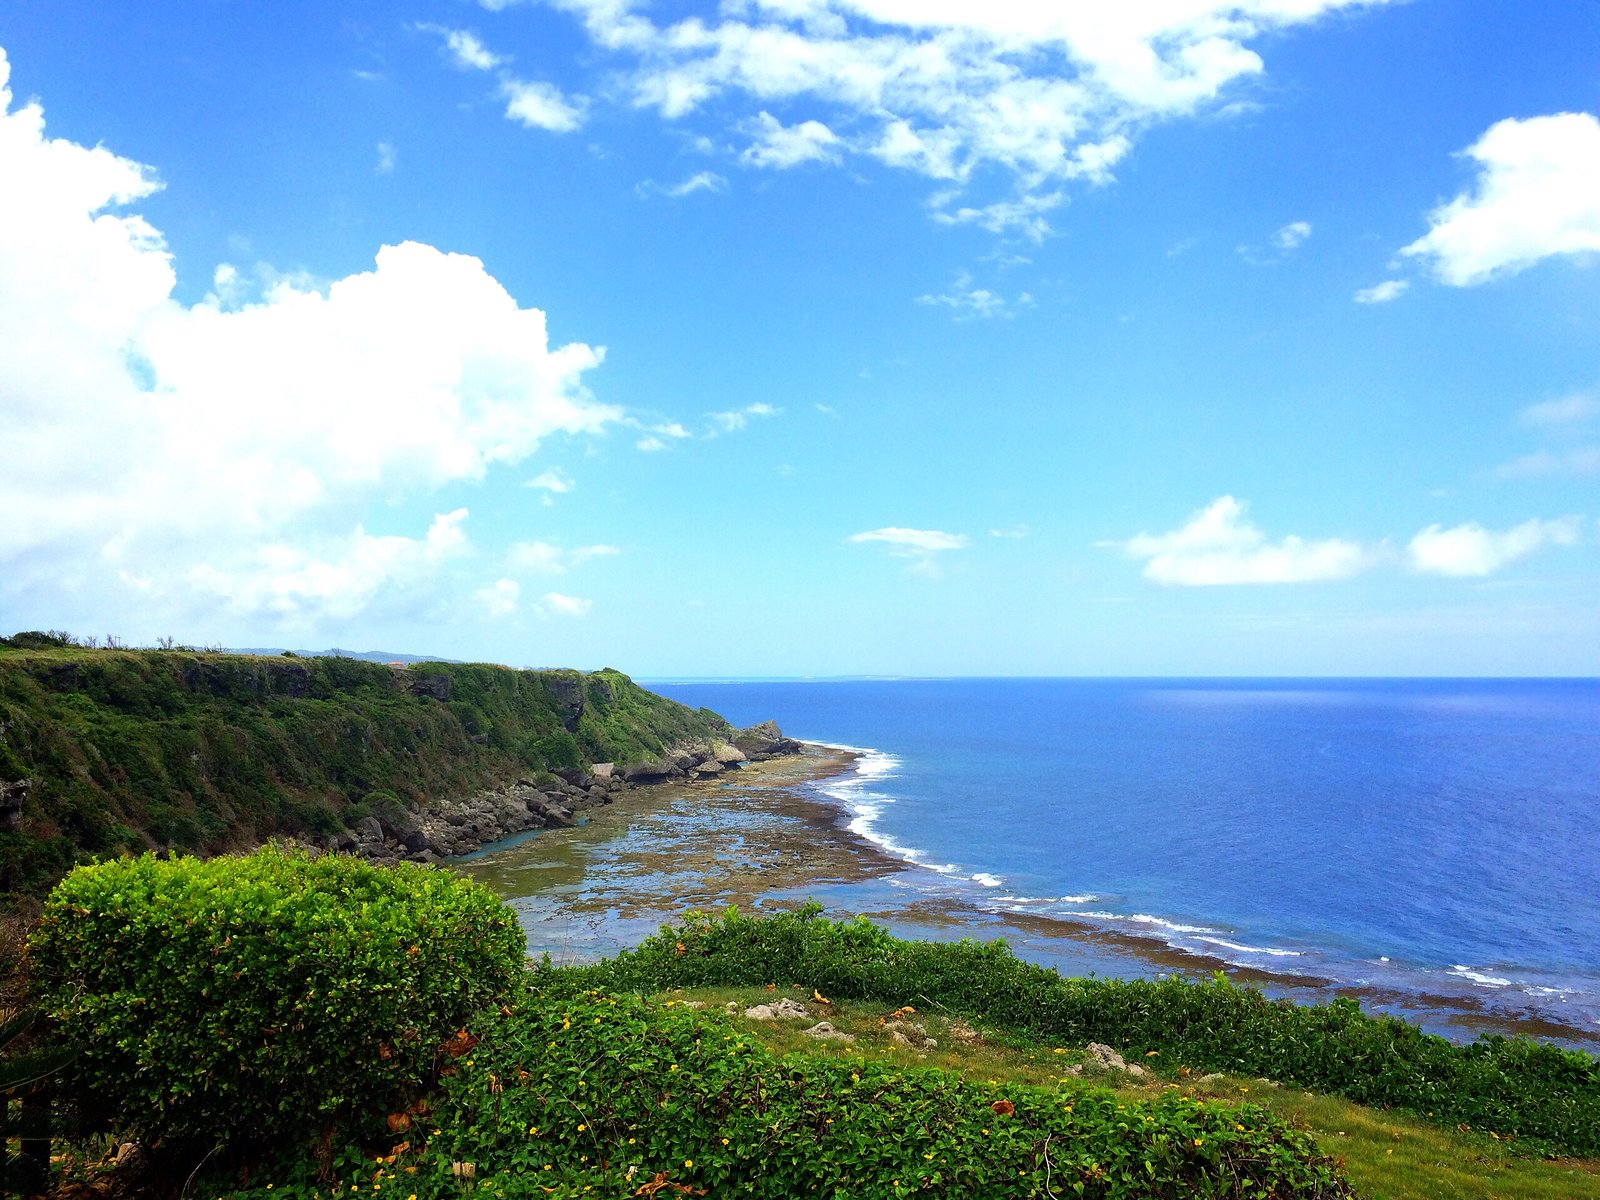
[337,719,805,864]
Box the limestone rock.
[801,1021,855,1043]
[743,998,809,1021]
[1086,1042,1147,1078]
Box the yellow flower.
[577,1124,586,1132]
[721,1138,730,1146]
[1193,1138,1204,1147]
[628,1138,636,1144]
[685,1159,694,1168]
[669,1063,678,1071]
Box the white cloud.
[989,525,1029,539]
[916,271,1032,319]
[1273,220,1311,250]
[1493,447,1600,479]
[1401,112,1600,286]
[742,111,842,168]
[502,77,588,131]
[538,591,593,617]
[474,577,522,617]
[1118,496,1369,586]
[1408,518,1581,577]
[505,541,620,573]
[1353,279,1408,304]
[0,49,616,629]
[188,510,470,624]
[515,0,1389,235]
[376,141,397,175]
[441,28,506,72]
[525,467,575,493]
[639,170,728,198]
[1520,391,1599,429]
[848,527,968,555]
[708,402,780,432]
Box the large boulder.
[734,720,802,760]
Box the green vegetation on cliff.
[0,632,732,900]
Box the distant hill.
[229,648,462,665]
[0,632,736,902]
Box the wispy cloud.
[707,402,779,433]
[916,272,1033,320]
[474,577,521,617]
[524,468,574,494]
[489,0,1391,238]
[849,526,969,574]
[375,141,397,175]
[505,541,620,574]
[1273,220,1312,250]
[639,171,728,199]
[1520,390,1599,429]
[537,591,592,617]
[1354,279,1408,304]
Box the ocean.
[462,678,1600,1047]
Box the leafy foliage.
[562,907,1600,1159]
[214,988,1354,1199]
[28,846,525,1149]
[0,641,732,900]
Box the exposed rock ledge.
[326,721,803,865]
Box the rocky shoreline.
[328,720,804,865]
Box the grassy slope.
[0,641,732,901]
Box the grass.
[671,984,1600,1200]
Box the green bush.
[564,907,1600,1159]
[29,846,525,1149]
[214,989,1354,1199]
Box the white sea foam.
[1449,965,1512,988]
[818,745,960,874]
[1129,913,1217,935]
[1196,937,1304,958]
[971,873,1005,888]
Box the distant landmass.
[229,647,462,665]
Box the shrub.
[28,845,525,1149]
[214,990,1354,1199]
[564,907,1600,1159]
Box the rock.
[592,762,615,780]
[353,816,384,844]
[0,779,26,831]
[693,759,724,777]
[1085,1042,1147,1077]
[801,1022,855,1043]
[372,799,428,852]
[712,740,744,766]
[883,1019,937,1050]
[406,673,451,701]
[542,674,586,731]
[1198,1073,1225,1085]
[543,805,576,828]
[623,760,676,784]
[743,998,809,1021]
[734,720,802,760]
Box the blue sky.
[0,0,1596,675]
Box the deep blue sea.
[649,678,1600,1042]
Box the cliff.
[0,633,794,901]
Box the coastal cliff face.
[0,638,797,901]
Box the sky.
[0,0,1596,677]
